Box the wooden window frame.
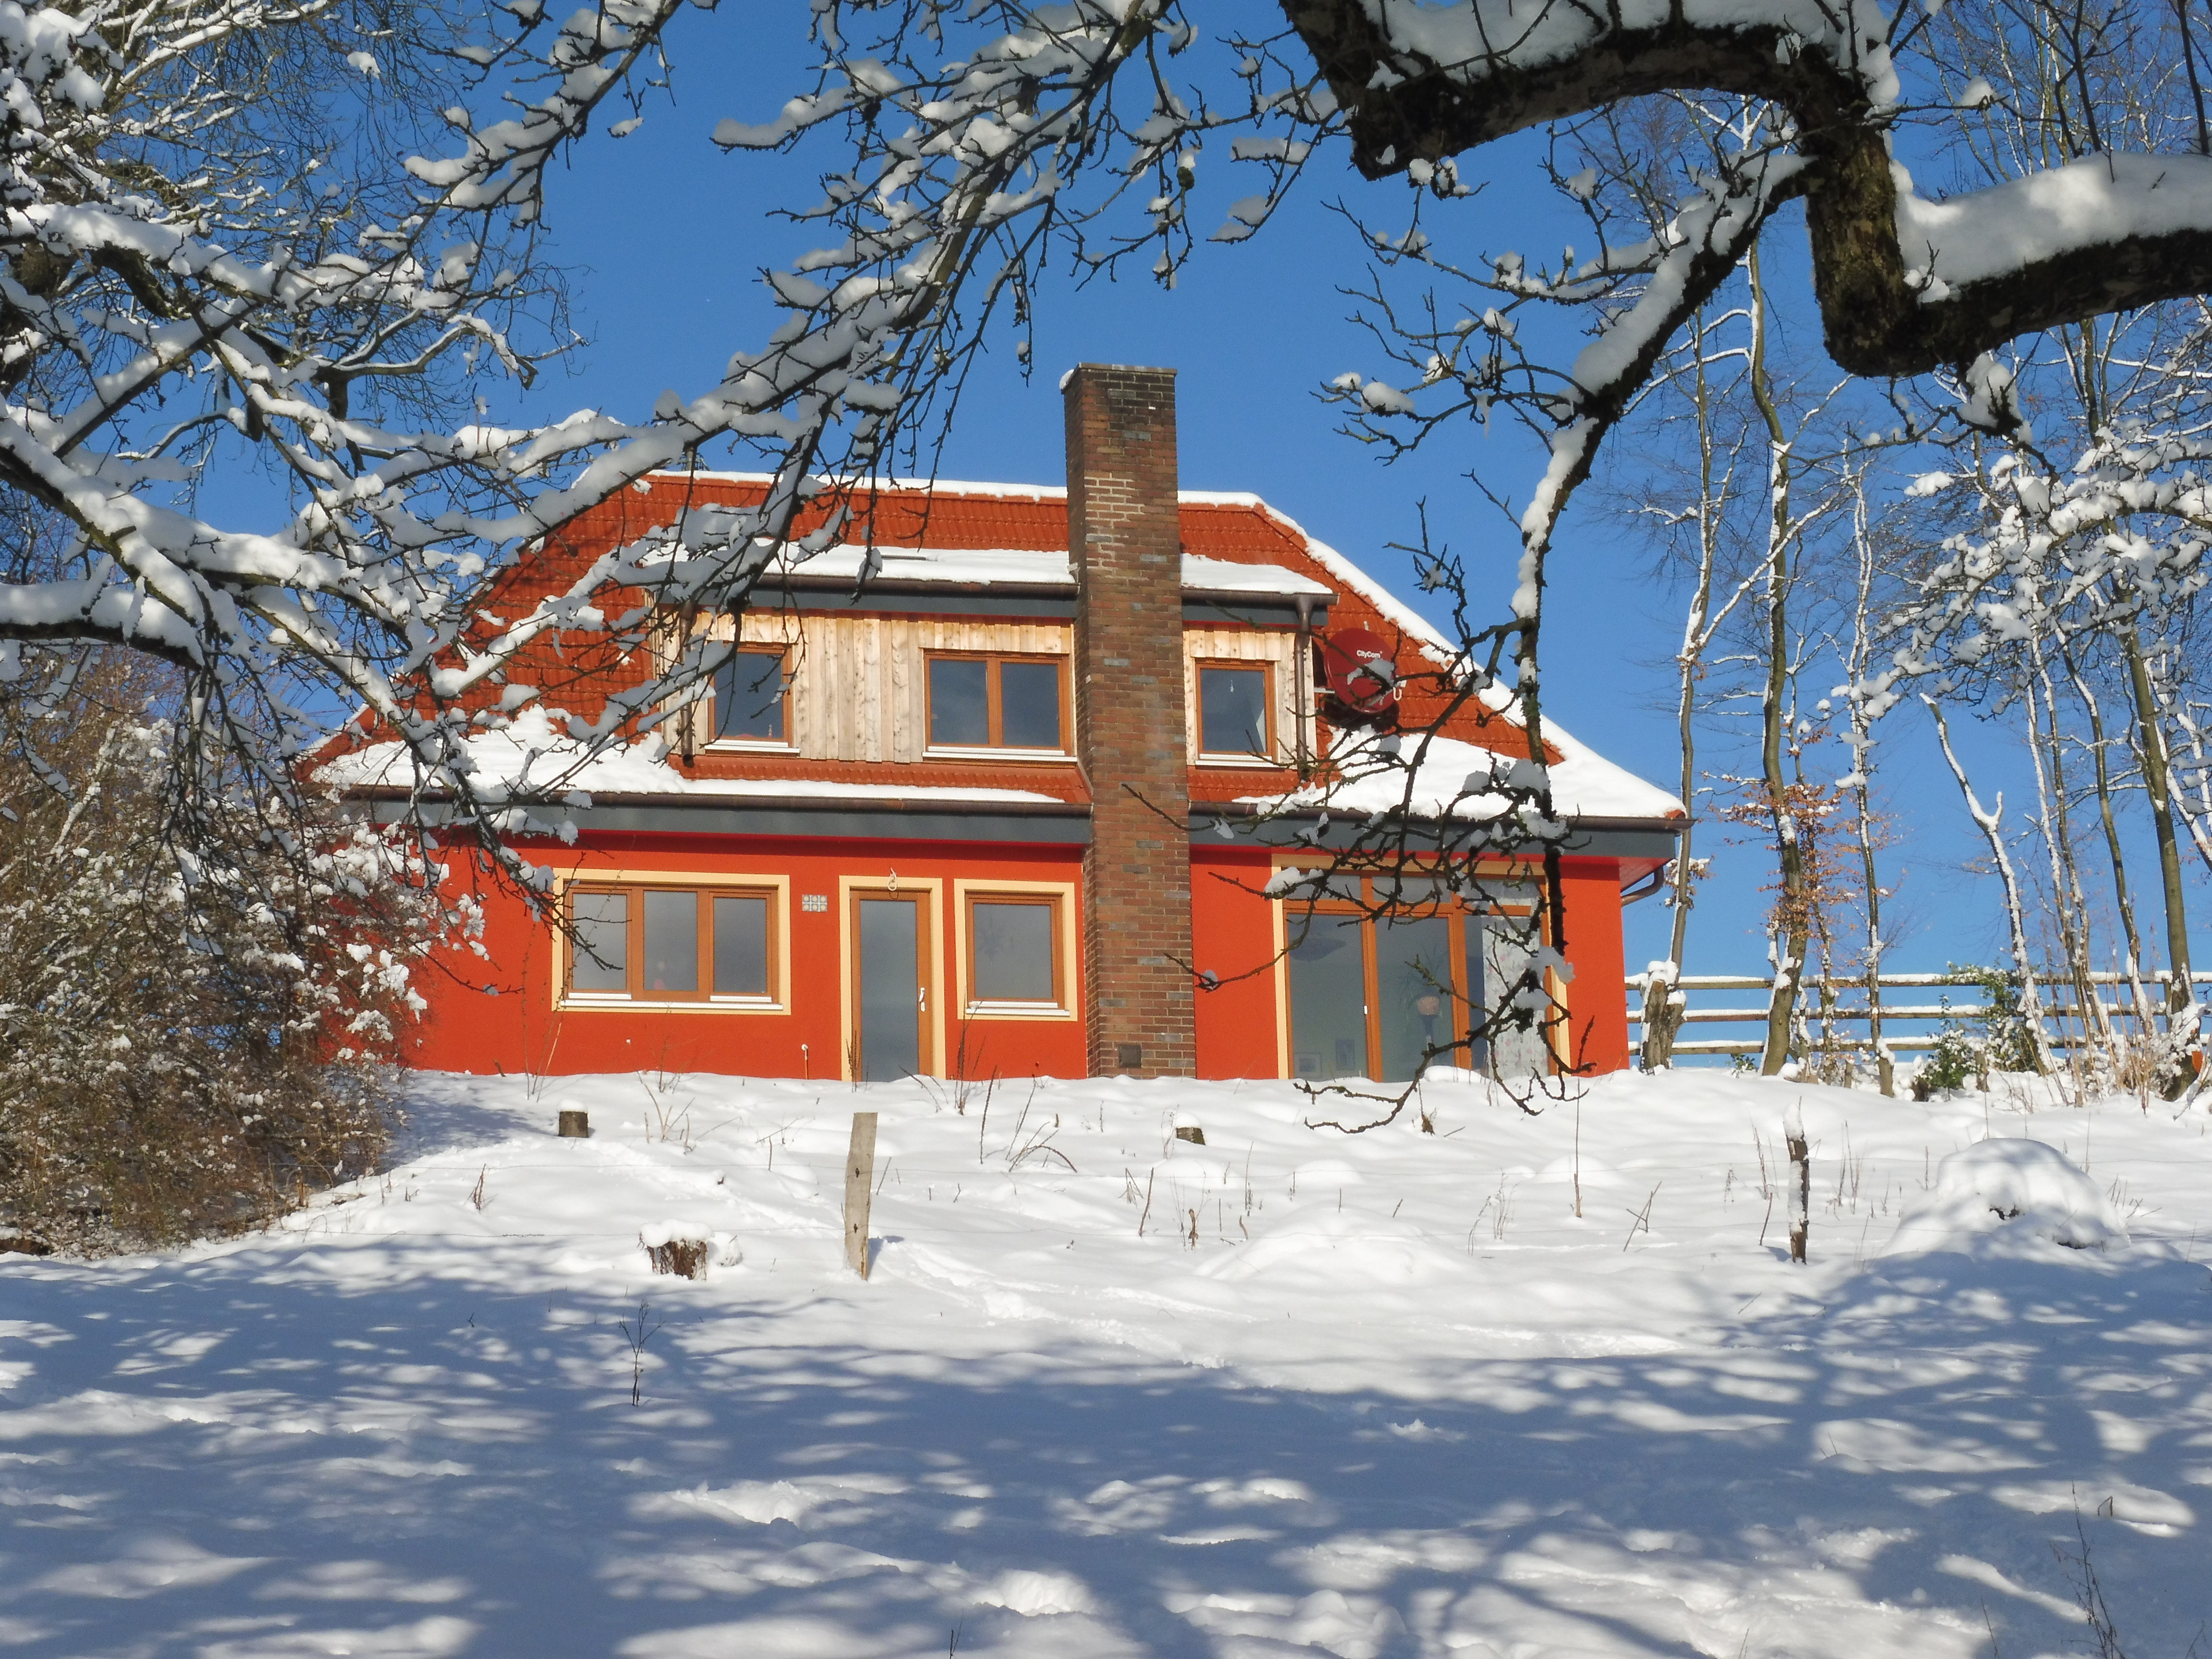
[923,651,1072,758]
[1195,659,1277,764]
[953,880,1079,1019]
[837,875,948,1081]
[1271,870,1505,1080]
[555,872,790,1012]
[706,646,795,750]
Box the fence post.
[1785,1111,1809,1265]
[845,1111,878,1280]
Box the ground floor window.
[564,882,780,1004]
[1284,874,1544,1082]
[970,896,1058,1004]
[954,881,1077,1018]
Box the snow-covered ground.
[3,1071,2208,1659]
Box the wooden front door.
[853,893,931,1081]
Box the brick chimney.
[1065,364,1196,1078]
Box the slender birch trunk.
[2068,655,2157,1038]
[1843,477,1893,1095]
[1643,310,1748,1070]
[2032,650,2112,1057]
[2019,659,2097,1066]
[1746,247,1811,1078]
[1926,697,2055,1075]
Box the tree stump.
[641,1231,709,1279]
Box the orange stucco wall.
[406,834,1089,1081]
[1189,846,1286,1080]
[406,835,1637,1080]
[1559,858,1631,1076]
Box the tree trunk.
[1747,247,1809,1077]
[2024,654,2103,1062]
[1644,310,1733,1071]
[1927,698,2055,1076]
[1844,472,1892,1094]
[2068,656,2157,1038]
[2122,628,2197,1022]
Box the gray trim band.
[354,791,1670,858]
[736,580,1325,628]
[1189,809,1682,861]
[1183,597,1329,628]
[572,803,1092,843]
[362,793,1092,845]
[749,582,1076,619]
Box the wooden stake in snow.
[1786,1111,1810,1265]
[845,1112,879,1280]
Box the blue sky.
[389,4,2210,991]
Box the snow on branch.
[1280,0,2212,375]
[1863,423,2212,713]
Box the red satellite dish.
[1321,627,1397,715]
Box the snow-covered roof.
[1537,715,1683,820]
[1239,733,1681,826]
[323,711,1067,809]
[757,543,1330,599]
[1182,553,1332,599]
[774,544,1069,587]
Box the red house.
[364,366,1680,1083]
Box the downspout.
[1294,594,1313,781]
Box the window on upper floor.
[565,883,779,1003]
[926,654,1066,754]
[1197,663,1273,761]
[712,648,790,745]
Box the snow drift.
[1883,1136,2124,1255]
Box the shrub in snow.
[0,661,473,1255]
[1910,1022,1985,1099]
[1883,1138,2123,1256]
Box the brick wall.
[1066,364,1197,1078]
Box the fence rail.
[1622,969,2212,1057]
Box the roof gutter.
[343,786,1091,817]
[1194,803,1685,832]
[756,575,1076,601]
[755,575,1330,607]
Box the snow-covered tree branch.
[1283,0,2212,376]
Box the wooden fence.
[1622,968,2212,1058]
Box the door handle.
[918,986,927,1010]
